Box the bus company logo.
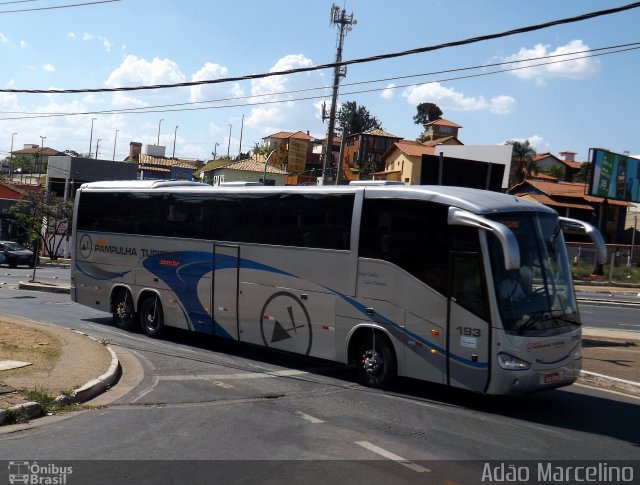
[79,234,93,259]
[8,461,73,484]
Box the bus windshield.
[487,212,579,335]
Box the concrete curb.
[18,281,70,294]
[66,345,121,404]
[0,342,120,426]
[578,370,640,396]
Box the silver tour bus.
[70,180,606,395]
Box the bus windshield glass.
[487,212,578,335]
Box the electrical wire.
[0,0,120,14]
[1,42,638,121]
[1,1,639,94]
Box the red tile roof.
[423,118,462,129]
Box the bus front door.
[212,244,240,340]
[447,252,490,392]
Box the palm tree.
[507,140,537,187]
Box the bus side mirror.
[558,217,607,264]
[448,208,520,271]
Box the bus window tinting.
[77,191,354,250]
[359,198,480,296]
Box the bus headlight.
[497,352,531,370]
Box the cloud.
[489,95,516,114]
[0,33,8,43]
[402,82,515,115]
[42,64,55,72]
[67,32,76,39]
[502,39,600,85]
[381,83,396,99]
[82,33,94,41]
[105,55,186,88]
[20,40,27,48]
[189,62,242,102]
[245,54,324,136]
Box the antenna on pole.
[321,3,356,185]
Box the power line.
[0,0,120,14]
[1,42,637,121]
[1,1,639,94]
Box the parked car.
[0,241,35,268]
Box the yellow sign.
[287,138,308,174]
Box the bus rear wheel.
[140,295,164,338]
[356,333,396,389]
[112,288,136,331]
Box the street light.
[157,118,164,145]
[95,139,102,159]
[89,118,96,158]
[213,142,219,161]
[39,136,46,180]
[113,129,119,161]
[172,125,178,158]
[227,124,232,158]
[9,132,17,178]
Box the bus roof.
[77,181,556,216]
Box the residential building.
[202,159,288,186]
[0,182,43,241]
[262,131,315,174]
[376,137,463,184]
[420,118,462,142]
[341,128,403,182]
[509,176,630,243]
[533,151,584,181]
[10,143,65,176]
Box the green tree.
[7,191,74,262]
[337,101,382,136]
[507,140,537,187]
[573,162,591,183]
[413,102,443,126]
[8,156,33,182]
[539,165,564,180]
[252,142,272,158]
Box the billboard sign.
[589,148,640,202]
[287,138,308,174]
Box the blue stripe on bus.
[334,292,488,369]
[84,250,486,369]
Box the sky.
[1,0,640,164]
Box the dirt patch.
[0,321,62,408]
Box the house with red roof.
[509,177,630,243]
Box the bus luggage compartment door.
[212,244,240,340]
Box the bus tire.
[356,332,396,389]
[112,288,136,331]
[139,294,164,338]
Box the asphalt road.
[1,280,639,484]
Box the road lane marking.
[295,411,324,424]
[158,369,309,381]
[355,441,430,473]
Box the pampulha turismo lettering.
[92,245,172,258]
[481,462,635,482]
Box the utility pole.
[321,4,356,185]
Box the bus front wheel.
[112,289,136,331]
[140,295,164,338]
[356,333,396,389]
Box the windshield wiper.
[516,310,579,333]
[515,311,550,333]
